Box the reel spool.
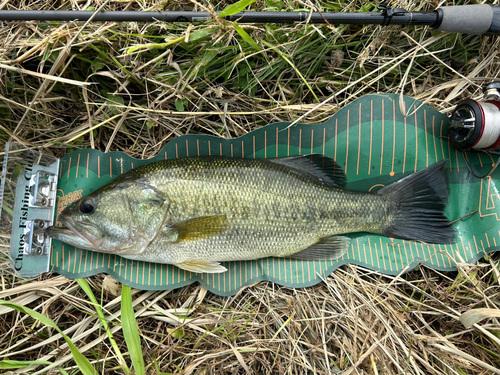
[449,82,500,177]
[449,82,500,152]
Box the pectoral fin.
[289,235,350,260]
[176,260,227,273]
[170,215,228,242]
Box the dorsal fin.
[270,154,346,188]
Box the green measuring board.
[50,94,500,295]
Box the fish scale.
[46,156,455,273]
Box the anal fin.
[176,260,227,274]
[289,235,350,260]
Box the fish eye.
[79,200,96,215]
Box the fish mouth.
[46,217,103,250]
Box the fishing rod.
[0,4,499,36]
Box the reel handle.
[435,5,500,36]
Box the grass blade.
[121,285,145,375]
[233,23,261,51]
[219,0,256,17]
[76,279,131,373]
[0,300,97,375]
[0,360,52,370]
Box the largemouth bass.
[46,155,454,273]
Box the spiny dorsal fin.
[176,260,227,273]
[171,215,228,242]
[270,154,346,188]
[289,235,350,260]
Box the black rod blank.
[0,10,438,25]
[0,5,498,35]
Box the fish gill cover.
[50,94,500,296]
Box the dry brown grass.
[1,0,500,374]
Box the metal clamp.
[28,170,57,208]
[23,219,52,256]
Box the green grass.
[1,0,500,373]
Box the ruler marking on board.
[424,111,429,167]
[403,104,407,174]
[78,251,83,274]
[398,243,403,270]
[403,242,409,265]
[367,241,373,267]
[443,244,452,267]
[311,129,314,154]
[73,248,77,273]
[414,107,418,172]
[276,127,279,158]
[357,103,361,176]
[409,242,416,262]
[67,157,72,179]
[380,99,385,175]
[76,154,80,178]
[335,119,338,162]
[368,100,373,175]
[323,128,326,155]
[301,259,305,284]
[434,244,441,267]
[307,259,311,283]
[345,110,349,174]
[432,116,438,163]
[439,245,447,267]
[391,101,396,176]
[387,242,393,272]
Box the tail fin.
[377,161,455,244]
